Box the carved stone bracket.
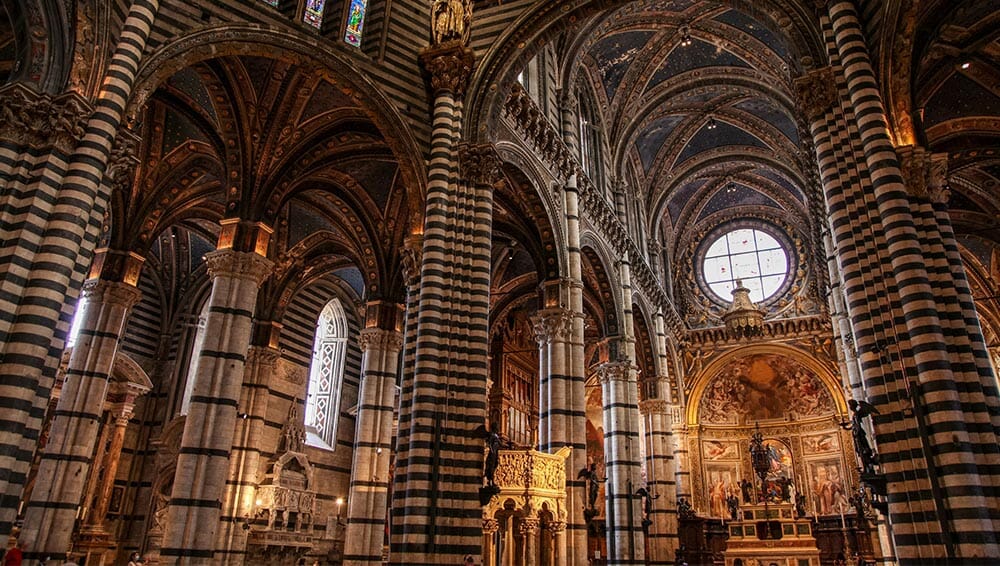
[205,249,274,285]
[458,142,502,187]
[896,145,949,203]
[401,233,424,289]
[794,67,838,122]
[106,127,142,193]
[358,328,404,353]
[420,43,475,97]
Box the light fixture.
[707,116,717,130]
[960,61,971,70]
[679,26,693,47]
[722,279,765,338]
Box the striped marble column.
[561,175,589,566]
[217,341,281,565]
[0,0,157,536]
[639,398,673,565]
[803,2,1000,560]
[557,90,580,156]
[19,273,141,561]
[161,241,272,564]
[597,361,644,565]
[390,42,495,564]
[344,321,403,565]
[532,306,573,453]
[389,235,421,548]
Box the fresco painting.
[698,354,834,424]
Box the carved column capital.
[518,517,540,535]
[897,145,950,203]
[482,518,500,534]
[246,346,281,372]
[794,67,838,122]
[0,84,92,152]
[546,521,566,534]
[458,143,502,187]
[596,361,637,384]
[638,399,670,416]
[204,249,274,285]
[80,279,143,309]
[358,328,404,353]
[420,44,475,97]
[531,308,575,345]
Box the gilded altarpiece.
[689,353,854,518]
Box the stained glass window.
[702,228,789,303]
[344,0,368,47]
[306,298,348,447]
[262,0,279,6]
[303,0,325,29]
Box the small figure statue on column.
[431,0,472,45]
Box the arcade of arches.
[1,1,999,565]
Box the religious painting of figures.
[698,354,834,424]
[584,385,606,515]
[808,459,851,516]
[704,464,738,518]
[759,439,794,503]
[802,432,840,455]
[703,439,740,461]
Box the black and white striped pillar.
[20,273,142,561]
[345,319,403,565]
[0,0,158,536]
[597,361,644,565]
[217,342,281,565]
[161,235,272,564]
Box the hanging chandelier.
[723,279,765,338]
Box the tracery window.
[303,0,326,29]
[305,298,349,447]
[180,301,210,416]
[344,0,368,47]
[701,226,790,304]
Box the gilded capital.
[358,328,404,352]
[482,518,500,534]
[794,67,838,123]
[458,143,502,187]
[596,361,637,384]
[420,44,475,97]
[80,279,143,310]
[204,249,274,285]
[531,308,575,345]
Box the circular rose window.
[701,227,790,304]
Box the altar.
[722,503,821,566]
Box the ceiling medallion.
[723,279,765,338]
